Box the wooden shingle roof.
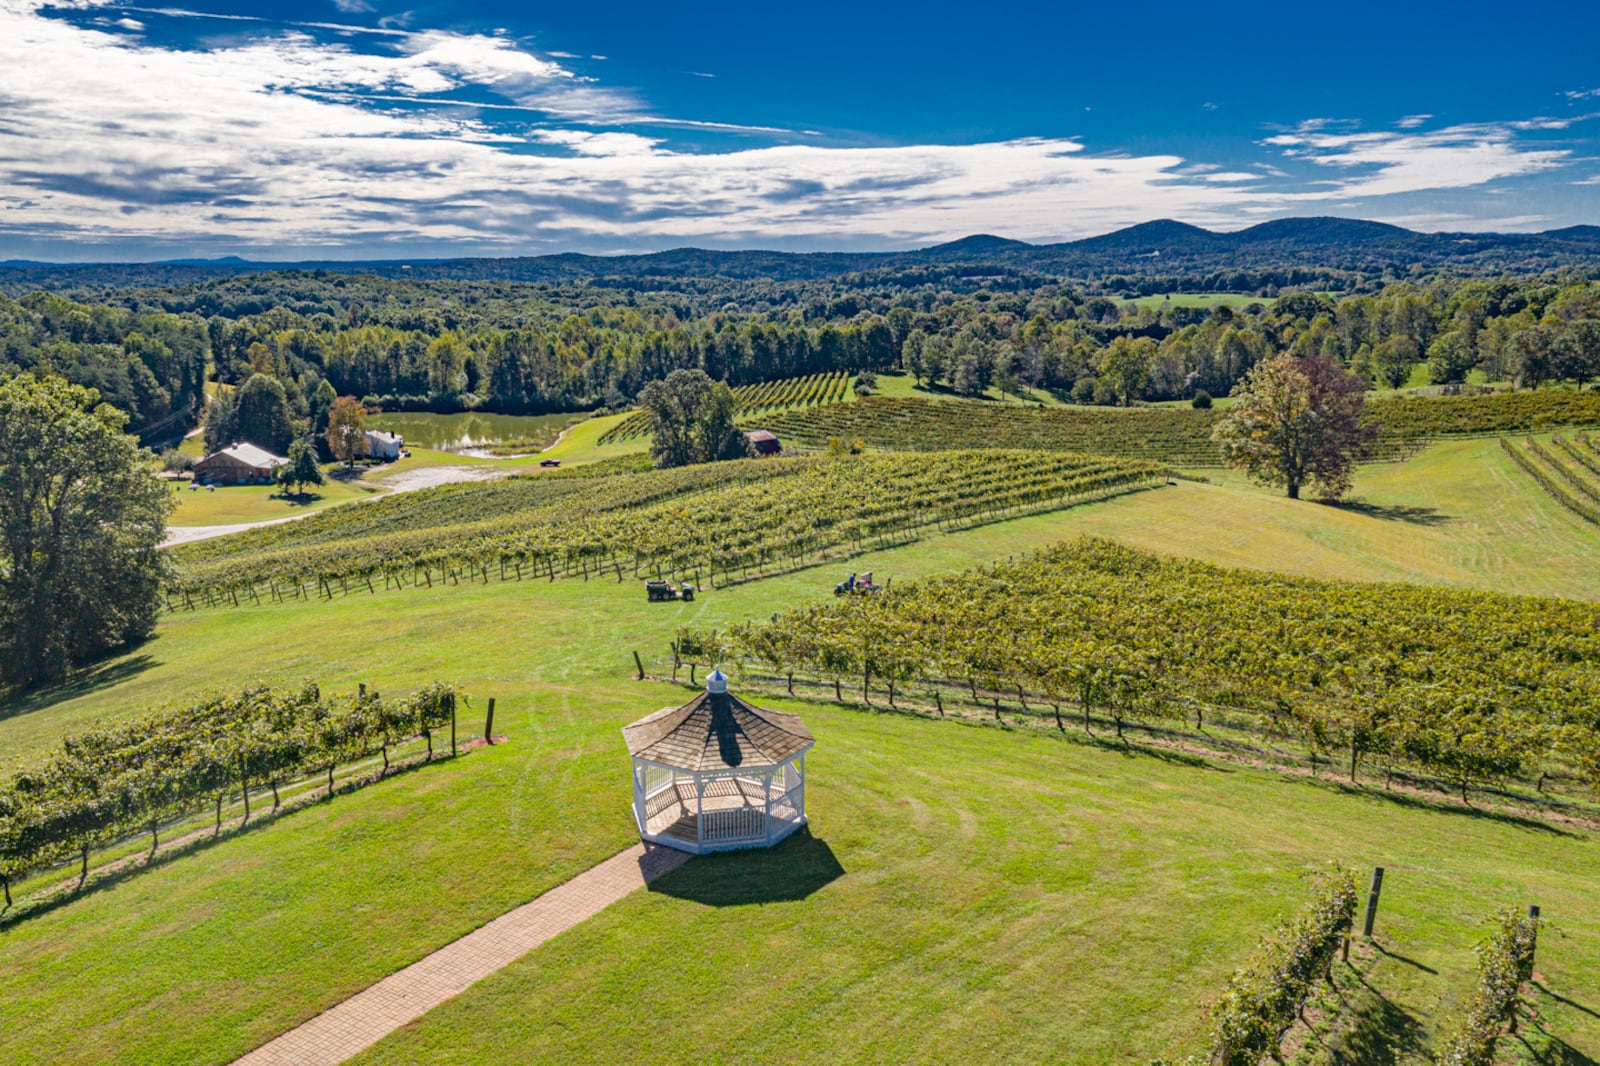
[623,690,812,771]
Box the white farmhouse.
[364,429,403,461]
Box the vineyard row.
[757,389,1600,467]
[1500,435,1600,526]
[168,451,1167,610]
[698,538,1600,802]
[597,370,854,444]
[0,682,462,905]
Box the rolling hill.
[7,216,1600,292]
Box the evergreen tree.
[275,439,325,496]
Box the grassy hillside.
[1,589,1596,1064]
[4,434,1600,1064]
[9,433,1600,757]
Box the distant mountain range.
[6,217,1600,290]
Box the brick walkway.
[232,843,691,1066]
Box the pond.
[369,411,585,453]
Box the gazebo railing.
[701,805,766,843]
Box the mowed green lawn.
[1,436,1598,1063]
[2,676,1596,1065]
[167,475,380,525]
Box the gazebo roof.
[623,679,812,772]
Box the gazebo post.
[764,769,773,844]
[695,771,705,849]
[632,759,644,834]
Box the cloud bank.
[0,0,1589,257]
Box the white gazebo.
[623,670,813,855]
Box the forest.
[2,254,1598,440]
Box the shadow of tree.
[0,652,159,723]
[1323,499,1454,527]
[646,829,844,906]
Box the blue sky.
[1,0,1597,260]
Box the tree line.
[0,291,207,438]
[9,269,1598,455]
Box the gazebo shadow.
[644,829,844,907]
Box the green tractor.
[646,579,696,602]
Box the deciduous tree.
[639,368,751,468]
[325,396,368,467]
[1213,353,1375,500]
[0,375,172,687]
[234,373,295,453]
[275,439,325,496]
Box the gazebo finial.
[706,668,728,694]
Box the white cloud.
[1365,211,1553,232]
[1262,119,1569,198]
[0,1,1584,255]
[330,0,373,12]
[1396,114,1431,128]
[113,16,142,30]
[530,130,663,157]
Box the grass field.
[4,433,1600,1064]
[528,411,648,465]
[1121,292,1272,311]
[2,576,1595,1063]
[167,475,382,525]
[11,433,1600,755]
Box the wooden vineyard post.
[1362,867,1385,938]
[450,697,457,758]
[1528,903,1541,966]
[634,650,646,680]
[485,698,496,745]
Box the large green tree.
[234,374,296,454]
[275,439,325,496]
[0,375,173,687]
[639,368,751,468]
[203,374,296,455]
[1212,353,1375,500]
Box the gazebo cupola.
[623,670,813,855]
